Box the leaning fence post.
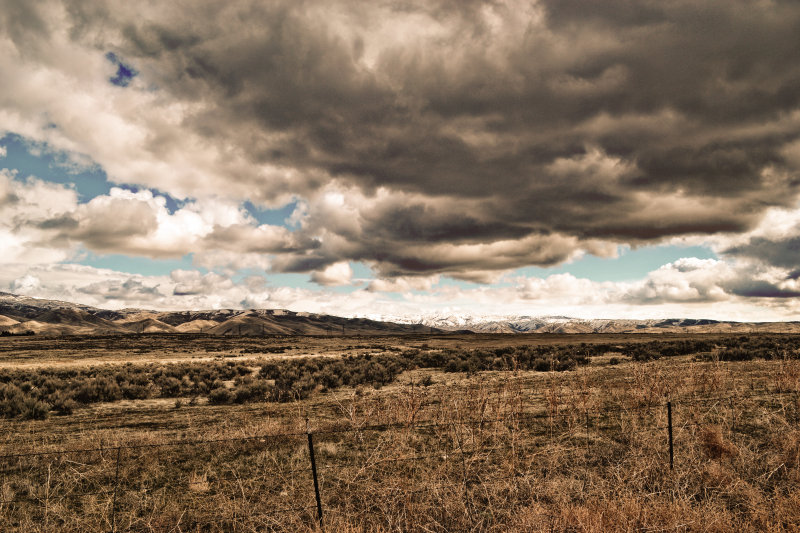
[306,420,324,529]
[667,401,674,470]
[110,446,122,533]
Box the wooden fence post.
[667,401,674,470]
[306,420,324,529]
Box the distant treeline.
[609,335,800,361]
[0,330,35,337]
[1,335,799,419]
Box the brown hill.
[207,314,301,336]
[118,318,178,334]
[6,320,92,336]
[0,315,19,327]
[35,308,120,329]
[174,320,220,333]
[0,293,441,336]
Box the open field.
[0,332,768,368]
[1,333,800,531]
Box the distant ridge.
[0,292,439,336]
[1,292,799,337]
[396,314,800,334]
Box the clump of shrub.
[1,334,796,419]
[20,397,49,420]
[0,383,28,418]
[208,387,234,405]
[257,344,590,403]
[0,361,253,419]
[0,384,49,420]
[617,335,800,362]
[51,391,77,415]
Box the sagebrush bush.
[1,334,798,419]
[20,397,49,420]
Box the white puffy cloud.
[192,250,273,273]
[623,258,734,304]
[310,262,353,286]
[10,274,40,293]
[65,188,259,257]
[0,175,305,267]
[170,270,234,296]
[0,170,78,264]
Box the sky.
[2,0,800,321]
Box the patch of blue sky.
[1,134,186,213]
[514,244,718,283]
[350,262,373,280]
[0,133,111,200]
[105,52,138,87]
[243,200,298,227]
[72,252,200,277]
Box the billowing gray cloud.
[724,236,800,271]
[77,278,163,301]
[2,0,800,281]
[725,279,800,299]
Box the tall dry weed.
[699,425,739,460]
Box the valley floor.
[0,333,799,531]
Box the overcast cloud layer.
[2,0,800,319]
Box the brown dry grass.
[0,336,799,531]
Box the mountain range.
[399,314,800,334]
[2,292,800,336]
[0,292,439,336]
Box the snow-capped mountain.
[384,312,800,334]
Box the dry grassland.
[0,334,799,532]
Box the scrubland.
[0,333,799,531]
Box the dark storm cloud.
[199,224,321,254]
[7,0,800,278]
[725,280,800,299]
[362,203,531,244]
[724,237,800,270]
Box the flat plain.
[0,333,799,532]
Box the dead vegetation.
[0,334,799,531]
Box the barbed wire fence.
[0,387,798,531]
